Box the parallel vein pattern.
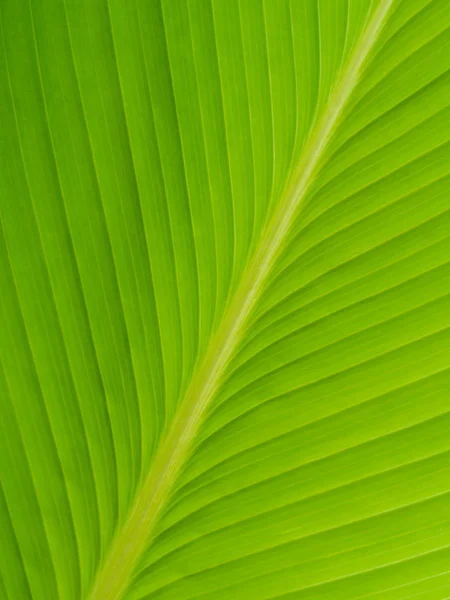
[88,1,395,597]
[1,1,449,600]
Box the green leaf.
[1,0,450,599]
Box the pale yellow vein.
[88,1,395,598]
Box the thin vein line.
[238,219,450,365]
[0,365,54,600]
[141,466,450,592]
[134,0,182,422]
[168,365,450,514]
[237,0,257,252]
[141,491,450,597]
[266,546,450,600]
[61,0,139,522]
[199,325,450,457]
[27,1,107,578]
[268,141,450,290]
[82,1,143,494]
[180,533,450,600]
[320,69,450,184]
[208,0,237,311]
[104,0,161,469]
[209,292,450,430]
[226,236,450,384]
[0,20,83,595]
[142,521,450,599]
[185,0,219,335]
[154,410,450,550]
[159,0,201,394]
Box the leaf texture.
[0,1,449,599]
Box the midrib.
[88,2,394,597]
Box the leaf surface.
[1,1,450,599]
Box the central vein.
[88,2,394,598]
